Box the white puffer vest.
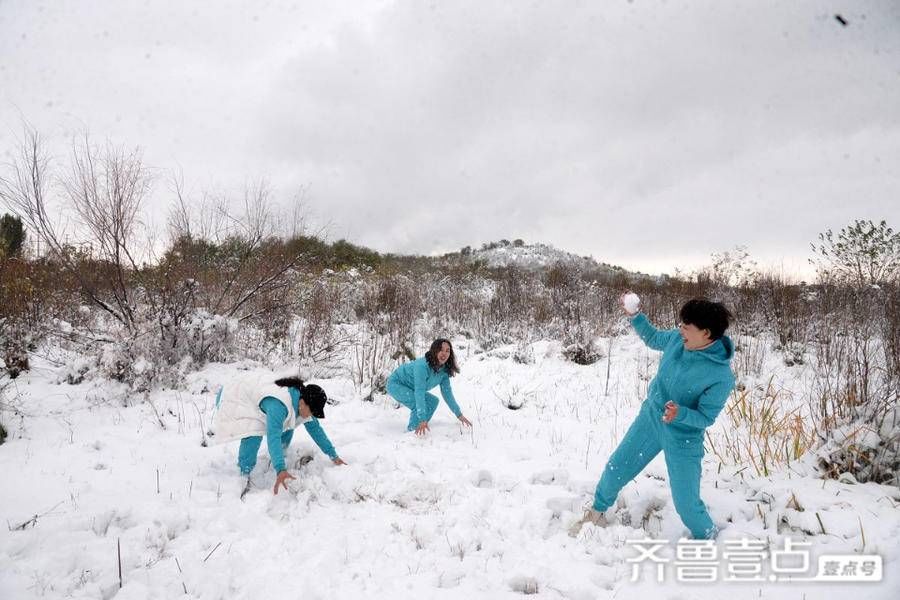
[210,373,298,444]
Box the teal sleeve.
[439,376,462,417]
[671,380,734,430]
[631,313,679,351]
[260,397,289,472]
[303,419,338,459]
[413,360,428,422]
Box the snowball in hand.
[622,292,641,314]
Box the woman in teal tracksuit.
[571,296,735,539]
[387,338,473,435]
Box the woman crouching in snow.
[386,338,473,435]
[570,295,735,540]
[212,373,346,495]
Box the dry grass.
[708,381,816,476]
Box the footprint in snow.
[530,469,569,485]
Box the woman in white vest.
[212,373,346,494]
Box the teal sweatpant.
[387,380,440,431]
[592,405,717,539]
[238,430,294,474]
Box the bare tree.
[0,128,149,333]
[160,177,312,327]
[0,129,53,251]
[166,172,230,244]
[166,170,193,243]
[61,135,153,332]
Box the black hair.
[274,376,305,390]
[424,338,459,376]
[679,298,732,340]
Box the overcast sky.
[1,0,898,278]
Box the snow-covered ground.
[1,334,898,599]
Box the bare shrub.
[350,330,394,401]
[562,342,602,366]
[759,273,811,350]
[0,258,38,377]
[731,333,769,384]
[487,267,534,342]
[356,274,420,348]
[545,263,603,352]
[0,377,12,444]
[512,341,535,365]
[881,283,900,388]
[808,288,899,484]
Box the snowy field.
[1,334,898,599]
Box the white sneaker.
[568,509,609,537]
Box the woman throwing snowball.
[570,294,735,540]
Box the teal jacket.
[631,313,735,439]
[260,387,338,472]
[388,357,461,421]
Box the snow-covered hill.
[475,242,598,269]
[448,242,634,277]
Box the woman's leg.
[387,381,440,431]
[664,442,716,539]
[593,411,663,512]
[421,392,441,423]
[238,435,263,474]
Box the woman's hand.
[273,470,296,495]
[332,457,347,466]
[662,401,679,423]
[415,421,430,436]
[458,415,472,427]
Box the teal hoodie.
[631,313,735,439]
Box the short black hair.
[301,384,327,419]
[679,298,732,340]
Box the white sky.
[1,0,899,279]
